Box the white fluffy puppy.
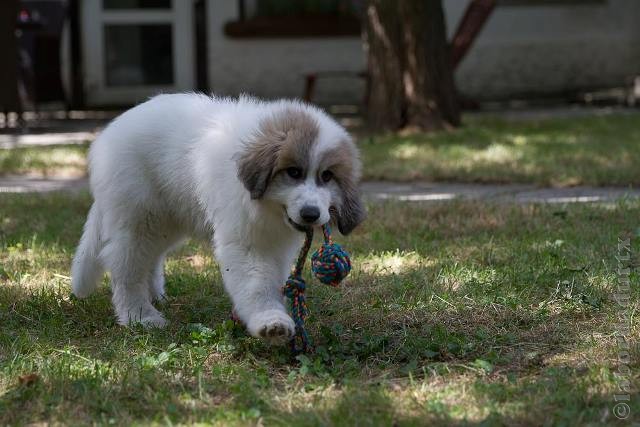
[71,93,365,344]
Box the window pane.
[104,24,174,87]
[104,0,171,10]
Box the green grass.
[1,192,638,425]
[0,144,88,177]
[361,113,640,186]
[3,113,640,187]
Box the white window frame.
[81,0,195,106]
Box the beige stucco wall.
[205,0,365,105]
[453,0,640,100]
[206,0,640,103]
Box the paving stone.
[1,176,639,205]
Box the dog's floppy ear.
[236,144,279,199]
[323,137,365,235]
[236,139,281,199]
[337,182,366,235]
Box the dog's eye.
[286,167,303,179]
[321,170,333,183]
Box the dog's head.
[236,105,365,235]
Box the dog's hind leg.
[147,236,186,302]
[149,253,166,302]
[72,203,105,298]
[101,226,168,328]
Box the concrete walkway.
[361,181,640,204]
[0,175,89,193]
[0,131,98,149]
[1,175,639,204]
[0,115,108,149]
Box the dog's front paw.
[247,309,295,345]
[117,307,168,329]
[140,313,169,328]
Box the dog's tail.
[71,203,104,298]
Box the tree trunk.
[363,0,460,132]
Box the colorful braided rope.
[282,224,351,354]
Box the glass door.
[82,0,194,106]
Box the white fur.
[71,93,357,344]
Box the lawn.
[1,191,638,425]
[0,144,88,177]
[361,112,640,186]
[2,112,640,187]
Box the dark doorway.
[194,0,208,93]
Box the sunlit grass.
[0,144,88,177]
[1,191,638,425]
[357,250,432,276]
[3,113,640,188]
[362,113,640,186]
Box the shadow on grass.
[361,114,640,185]
[0,191,91,250]
[0,193,629,424]
[0,261,606,425]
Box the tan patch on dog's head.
[269,109,319,172]
[236,108,319,199]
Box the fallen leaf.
[18,373,39,386]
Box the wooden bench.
[303,71,368,103]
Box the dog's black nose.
[300,205,320,223]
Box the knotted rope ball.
[311,225,351,287]
[282,224,351,354]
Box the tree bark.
[363,0,460,132]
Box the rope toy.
[311,225,351,286]
[282,224,351,354]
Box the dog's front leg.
[214,242,295,345]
